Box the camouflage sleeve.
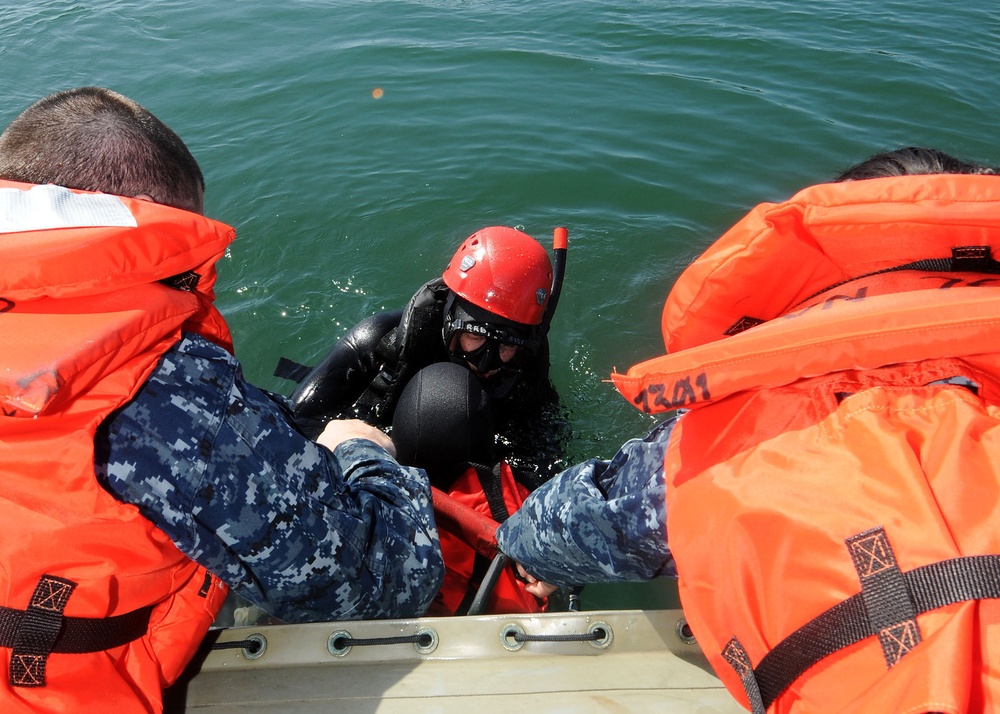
[96,334,443,623]
[494,419,677,587]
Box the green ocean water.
[2,0,999,610]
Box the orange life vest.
[430,461,546,616]
[0,181,235,712]
[613,175,1000,713]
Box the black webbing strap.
[795,246,1000,309]
[272,356,312,383]
[726,246,1000,336]
[1,575,152,688]
[475,463,512,526]
[354,330,403,420]
[725,527,1000,712]
[846,527,922,666]
[721,638,767,714]
[456,464,513,615]
[159,270,201,292]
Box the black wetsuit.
[285,279,569,486]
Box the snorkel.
[539,226,568,337]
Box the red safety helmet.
[441,226,553,326]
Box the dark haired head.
[0,87,204,213]
[835,146,998,182]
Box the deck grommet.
[327,630,353,657]
[500,623,526,651]
[588,621,613,650]
[414,627,439,654]
[242,633,267,660]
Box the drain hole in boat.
[675,618,697,646]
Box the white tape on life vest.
[0,183,137,233]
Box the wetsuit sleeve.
[289,309,403,426]
[95,334,443,623]
[494,419,677,587]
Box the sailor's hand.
[317,419,396,457]
[514,563,558,598]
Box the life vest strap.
[1,574,152,688]
[455,463,514,615]
[474,462,513,525]
[790,245,1000,313]
[724,532,1000,712]
[272,356,312,383]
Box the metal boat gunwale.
[168,607,744,712]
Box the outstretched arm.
[97,334,443,623]
[495,419,677,588]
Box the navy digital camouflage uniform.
[495,419,676,586]
[95,333,443,623]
